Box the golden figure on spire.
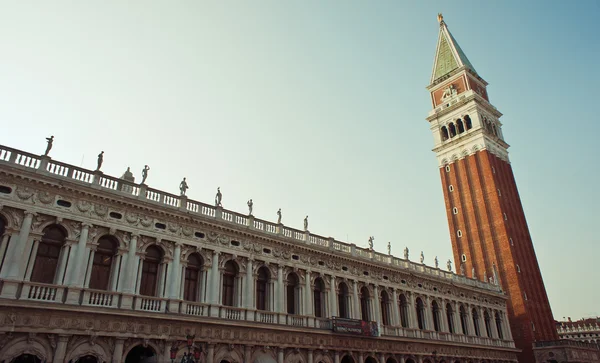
[437,13,444,23]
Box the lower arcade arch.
[340,354,356,363]
[9,355,42,363]
[124,344,157,363]
[69,355,99,363]
[364,356,378,363]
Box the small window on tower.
[449,185,454,192]
[517,265,521,273]
[492,166,496,174]
[497,189,501,196]
[453,207,458,215]
[464,115,473,130]
[461,254,467,262]
[445,165,451,172]
[503,213,508,220]
[457,230,463,237]
[509,238,514,246]
[524,292,528,301]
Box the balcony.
[0,280,515,350]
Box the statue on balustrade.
[179,177,189,196]
[447,259,452,272]
[368,236,374,250]
[434,256,439,268]
[420,251,424,264]
[141,165,150,184]
[215,187,222,206]
[277,208,282,224]
[96,151,104,171]
[472,267,477,279]
[304,215,309,231]
[460,263,465,275]
[404,247,409,260]
[387,242,391,255]
[247,199,253,215]
[43,135,54,156]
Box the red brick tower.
[426,15,558,362]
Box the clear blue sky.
[1,1,598,321]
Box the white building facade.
[0,144,517,363]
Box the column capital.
[81,222,93,229]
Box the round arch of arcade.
[213,345,244,363]
[64,338,111,363]
[0,336,53,363]
[122,340,161,362]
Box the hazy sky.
[1,1,598,321]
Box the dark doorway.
[341,356,355,363]
[73,356,98,363]
[125,345,156,363]
[11,355,42,363]
[365,357,378,363]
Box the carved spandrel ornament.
[76,199,92,213]
[140,215,152,227]
[15,186,34,201]
[181,225,193,237]
[36,190,55,205]
[93,203,108,217]
[31,214,51,233]
[167,222,179,234]
[125,211,139,225]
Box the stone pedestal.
[120,293,135,310]
[168,299,181,314]
[0,280,21,299]
[65,287,83,305]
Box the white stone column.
[490,310,499,339]
[123,234,139,294]
[135,257,143,294]
[424,296,434,331]
[53,335,70,362]
[466,304,476,336]
[113,338,125,363]
[3,211,34,280]
[276,265,284,313]
[329,275,337,317]
[373,285,381,326]
[209,251,220,304]
[23,239,39,281]
[479,309,488,337]
[409,293,419,329]
[244,345,252,363]
[305,270,313,316]
[0,234,10,267]
[67,223,91,287]
[278,348,284,363]
[392,289,400,326]
[334,351,340,363]
[168,243,182,299]
[308,350,314,363]
[245,258,254,309]
[110,254,123,291]
[207,344,215,363]
[453,302,462,334]
[83,249,96,287]
[352,280,360,319]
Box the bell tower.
[426,14,558,362]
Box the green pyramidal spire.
[431,14,477,84]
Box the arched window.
[432,300,441,332]
[464,115,472,130]
[446,303,455,333]
[338,282,350,319]
[495,312,504,339]
[416,297,426,330]
[484,310,493,337]
[448,123,457,138]
[256,266,270,311]
[30,225,67,284]
[460,305,469,335]
[140,246,163,296]
[472,308,481,336]
[399,294,410,328]
[184,253,203,301]
[89,235,117,291]
[380,290,391,326]
[222,260,238,306]
[440,126,449,141]
[313,277,325,318]
[456,119,465,134]
[360,286,371,321]
[286,273,300,314]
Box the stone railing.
[0,143,501,293]
[0,281,514,349]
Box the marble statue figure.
[368,236,374,250]
[277,208,282,224]
[44,136,54,156]
[447,259,452,272]
[404,247,409,260]
[179,177,188,196]
[141,165,150,184]
[96,151,104,171]
[304,216,308,231]
[420,251,424,264]
[387,242,391,255]
[247,199,253,215]
[215,187,222,207]
[434,256,439,269]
